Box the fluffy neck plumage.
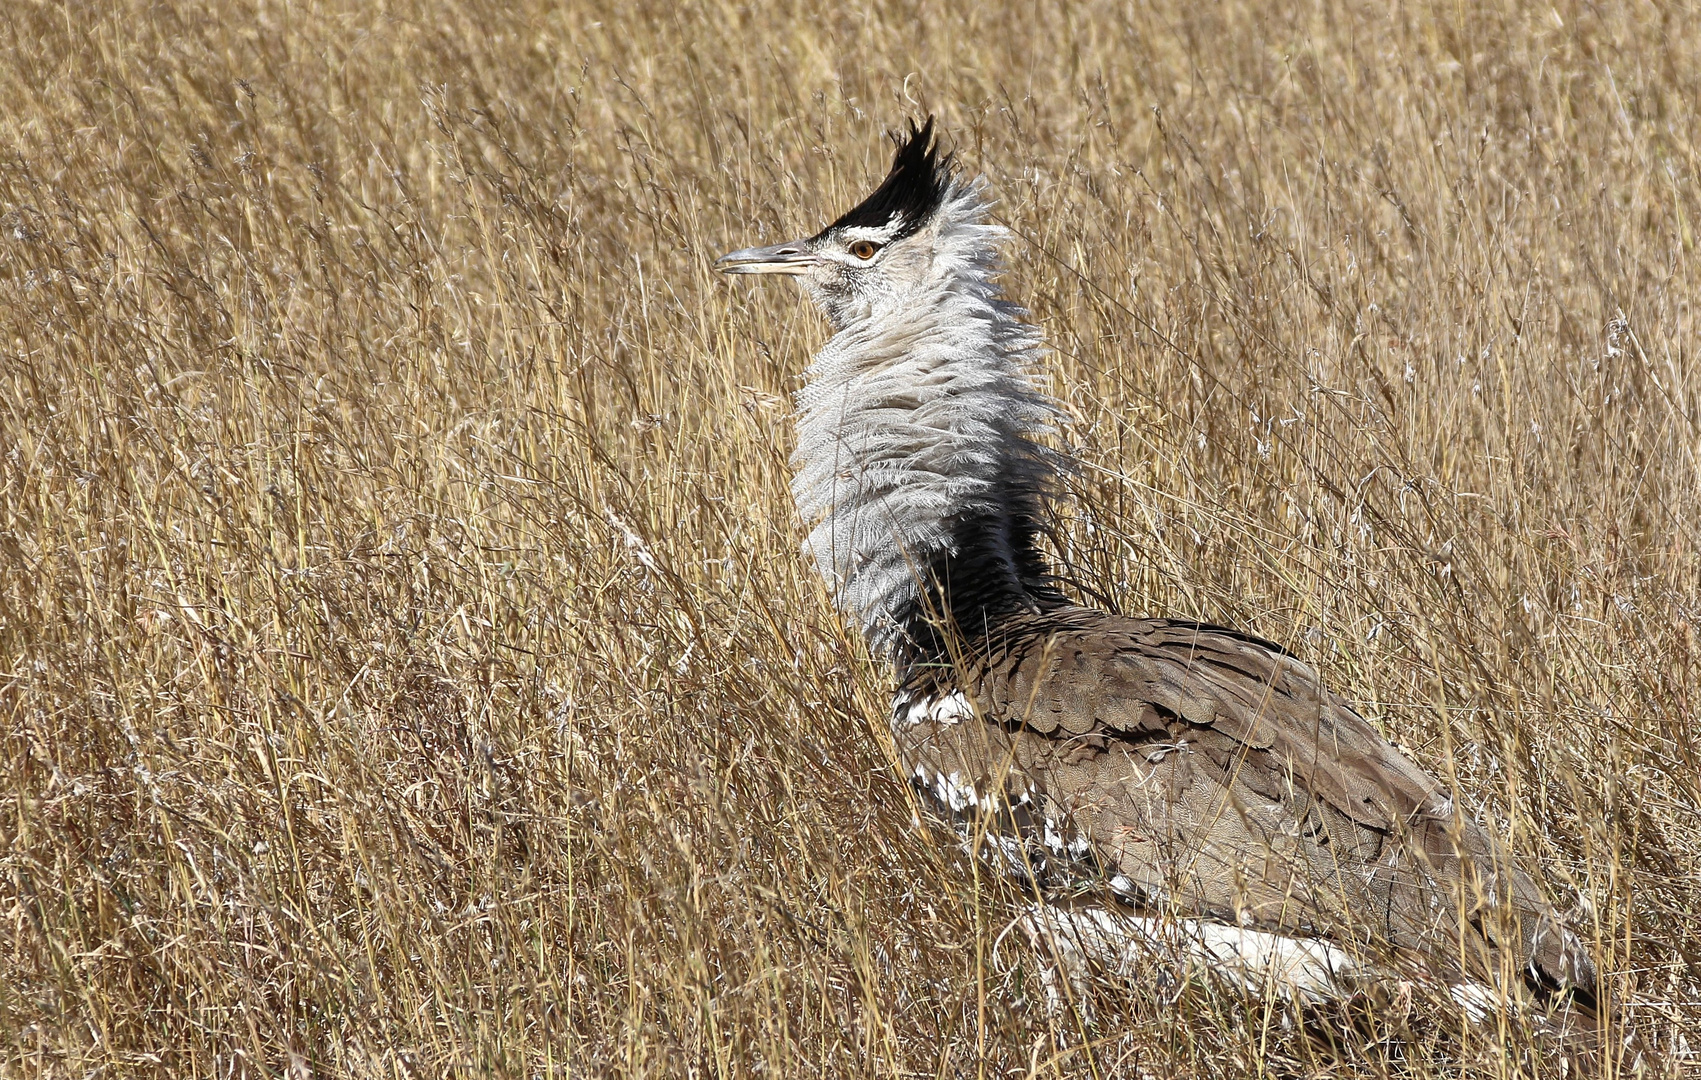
[790,183,1066,668]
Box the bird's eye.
[849,240,881,260]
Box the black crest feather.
[817,117,953,240]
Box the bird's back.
[893,606,1597,1003]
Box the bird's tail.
[1008,901,1656,1075]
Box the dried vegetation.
[2,0,1698,1076]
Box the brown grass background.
[2,0,1698,1075]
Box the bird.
[716,117,1614,1045]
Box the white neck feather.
[789,181,1063,660]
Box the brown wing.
[895,606,1595,1000]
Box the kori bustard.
[717,118,1609,1038]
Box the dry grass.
[3,0,1699,1075]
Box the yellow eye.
[849,240,881,260]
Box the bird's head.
[717,117,969,327]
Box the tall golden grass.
[2,0,1697,1075]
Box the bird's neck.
[790,264,1066,671]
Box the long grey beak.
[715,239,817,275]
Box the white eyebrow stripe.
[833,224,901,243]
